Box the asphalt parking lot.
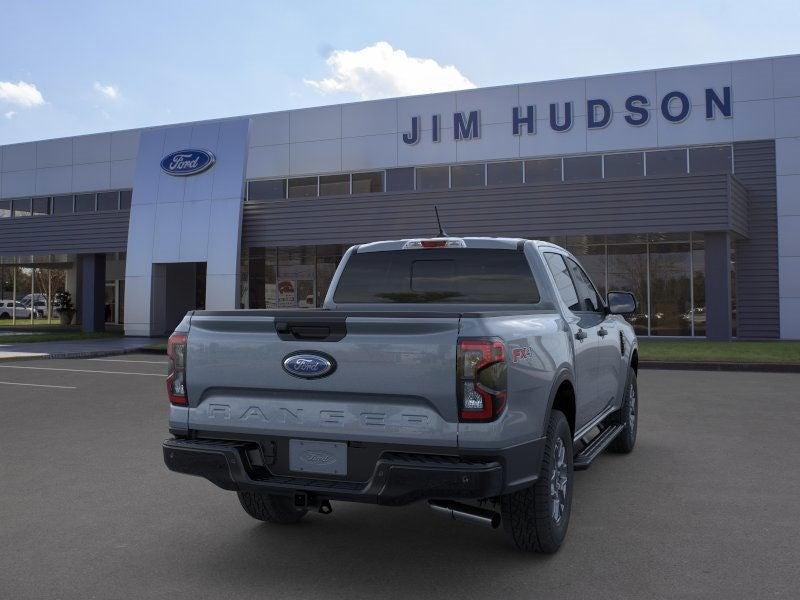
[1,356,798,600]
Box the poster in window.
[277,279,296,307]
[264,283,277,308]
[297,280,315,308]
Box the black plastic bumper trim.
[162,437,545,505]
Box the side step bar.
[573,424,624,471]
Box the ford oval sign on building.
[282,352,336,379]
[160,149,215,176]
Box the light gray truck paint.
[170,238,637,455]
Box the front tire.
[610,368,638,454]
[237,491,307,524]
[500,410,573,553]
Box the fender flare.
[542,365,576,434]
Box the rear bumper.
[162,437,545,506]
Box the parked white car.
[0,300,32,320]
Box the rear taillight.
[166,332,188,406]
[457,338,507,422]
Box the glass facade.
[240,245,349,309]
[0,256,76,328]
[244,145,733,201]
[558,232,717,336]
[239,233,731,336]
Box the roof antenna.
[434,205,449,237]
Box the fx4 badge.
[512,346,533,363]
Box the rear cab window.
[333,248,540,304]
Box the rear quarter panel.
[458,313,571,449]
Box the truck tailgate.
[185,312,461,446]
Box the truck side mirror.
[607,291,637,315]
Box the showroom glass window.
[51,195,74,214]
[386,167,415,192]
[525,158,562,184]
[607,241,648,335]
[32,197,50,216]
[690,146,732,173]
[352,172,384,194]
[450,163,485,188]
[646,149,687,176]
[288,177,318,198]
[249,179,286,201]
[319,174,350,196]
[98,192,119,211]
[416,166,449,191]
[240,245,348,310]
[487,161,523,186]
[604,153,644,178]
[12,198,32,217]
[563,155,602,182]
[648,240,692,336]
[74,194,96,212]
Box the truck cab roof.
[356,237,560,253]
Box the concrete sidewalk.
[0,336,157,361]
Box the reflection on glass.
[416,166,449,191]
[234,233,717,337]
[352,172,383,194]
[319,174,350,196]
[608,244,648,335]
[692,239,706,336]
[386,168,415,192]
[567,244,606,296]
[487,161,523,186]
[730,245,737,338]
[649,243,691,336]
[288,177,318,198]
[451,164,485,188]
[13,198,32,217]
[249,179,286,201]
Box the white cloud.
[0,80,44,107]
[93,82,121,100]
[304,41,475,100]
[4,110,17,119]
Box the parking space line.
[0,381,77,389]
[88,358,167,365]
[0,366,164,377]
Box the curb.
[0,346,160,363]
[640,361,800,373]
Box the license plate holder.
[289,439,347,476]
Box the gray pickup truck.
[163,236,639,553]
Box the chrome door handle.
[598,327,608,337]
[575,329,587,341]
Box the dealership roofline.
[3,51,798,148]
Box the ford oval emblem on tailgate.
[282,352,336,379]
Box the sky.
[1,0,799,145]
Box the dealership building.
[1,54,800,340]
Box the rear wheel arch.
[546,373,576,437]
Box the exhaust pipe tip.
[428,500,501,529]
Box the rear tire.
[610,368,638,454]
[500,410,573,553]
[237,491,307,524]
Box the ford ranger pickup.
[163,236,639,553]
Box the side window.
[544,253,580,311]
[565,257,603,313]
